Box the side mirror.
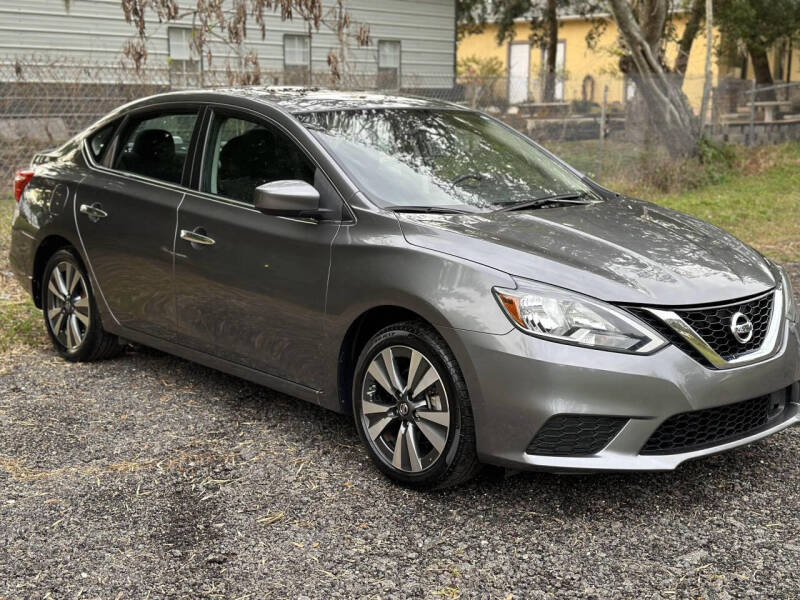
[253,180,321,217]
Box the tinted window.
[203,114,315,204]
[88,121,117,161]
[115,111,198,184]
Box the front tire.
[42,249,122,362]
[352,321,481,489]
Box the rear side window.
[202,114,314,203]
[114,111,199,185]
[87,121,117,162]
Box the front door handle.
[79,203,108,222]
[180,228,216,247]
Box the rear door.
[174,107,344,388]
[76,105,202,340]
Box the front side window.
[203,114,315,204]
[115,111,199,185]
[298,109,591,211]
[284,34,311,85]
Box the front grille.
[678,293,773,359]
[526,415,628,456]
[640,389,790,455]
[628,290,774,367]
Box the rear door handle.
[79,203,108,222]
[180,228,216,247]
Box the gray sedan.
[9,88,800,488]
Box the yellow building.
[458,13,800,111]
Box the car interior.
[115,113,197,184]
[209,118,315,203]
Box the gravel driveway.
[1,267,799,599]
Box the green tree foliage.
[715,0,800,92]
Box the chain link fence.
[2,57,800,188]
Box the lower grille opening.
[640,387,792,455]
[526,415,628,456]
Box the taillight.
[13,169,34,203]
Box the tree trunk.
[749,46,777,101]
[608,0,699,157]
[698,0,713,132]
[542,0,558,102]
[674,0,704,84]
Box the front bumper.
[445,318,800,471]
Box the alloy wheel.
[46,261,90,351]
[360,345,451,473]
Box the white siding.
[0,0,455,87]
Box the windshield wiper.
[494,191,594,213]
[391,205,471,215]
[450,172,484,187]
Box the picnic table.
[751,100,794,122]
[517,101,569,118]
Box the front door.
[174,109,342,388]
[508,43,530,105]
[76,108,200,340]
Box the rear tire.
[42,249,123,362]
[352,320,481,489]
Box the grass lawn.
[652,160,800,263]
[0,142,798,349]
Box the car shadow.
[121,343,794,520]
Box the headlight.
[494,279,666,354]
[776,265,798,322]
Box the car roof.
[134,86,462,114]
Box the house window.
[284,35,311,84]
[168,27,199,88]
[378,40,401,89]
[167,27,200,87]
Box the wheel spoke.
[380,348,404,393]
[74,309,90,327]
[67,265,81,294]
[69,315,82,347]
[392,423,407,469]
[367,360,396,398]
[405,422,423,472]
[53,266,69,297]
[416,419,447,454]
[52,313,65,337]
[404,349,423,394]
[65,316,74,348]
[367,415,394,441]
[74,296,89,310]
[47,307,62,321]
[48,280,65,302]
[411,365,440,399]
[416,410,450,427]
[362,399,392,416]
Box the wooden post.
[747,79,756,146]
[595,84,608,175]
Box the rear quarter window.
[87,121,118,162]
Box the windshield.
[297,108,592,211]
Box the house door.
[508,43,530,105]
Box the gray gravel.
[1,267,799,599]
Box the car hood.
[397,197,776,306]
